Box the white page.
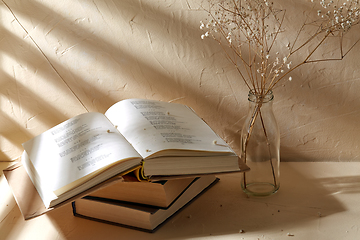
[105,99,235,159]
[22,112,142,196]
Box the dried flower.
[200,1,360,186]
[201,0,360,95]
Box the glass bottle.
[240,89,280,196]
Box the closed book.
[72,175,219,232]
[88,174,195,208]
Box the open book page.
[105,99,235,159]
[22,112,142,197]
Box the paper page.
[22,112,141,196]
[105,99,235,159]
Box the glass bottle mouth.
[248,89,274,103]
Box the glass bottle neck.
[248,89,274,104]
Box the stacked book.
[73,174,219,231]
[4,99,249,232]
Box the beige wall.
[0,0,359,162]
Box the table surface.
[0,162,359,240]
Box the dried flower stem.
[259,109,277,187]
[241,101,261,188]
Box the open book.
[22,99,249,209]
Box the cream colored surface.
[0,0,359,162]
[0,162,359,239]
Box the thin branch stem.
[268,9,285,53]
[259,108,277,187]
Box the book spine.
[71,202,77,216]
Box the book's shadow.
[46,163,350,240]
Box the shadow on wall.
[0,0,359,161]
[273,1,360,162]
[0,0,244,160]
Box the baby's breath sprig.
[201,0,360,95]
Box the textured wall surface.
[0,0,359,161]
